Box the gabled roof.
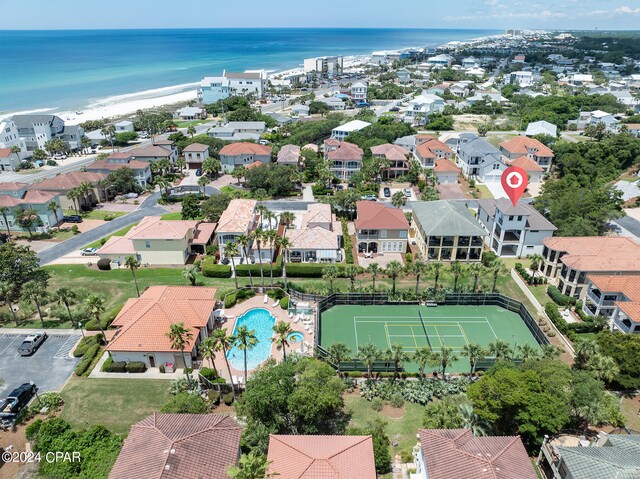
[326,142,363,161]
[419,429,537,479]
[87,159,150,171]
[97,235,136,255]
[370,143,409,161]
[217,199,257,233]
[355,201,409,231]
[500,137,554,158]
[0,181,28,191]
[412,201,487,237]
[107,151,135,160]
[555,435,640,479]
[277,144,301,164]
[332,120,371,132]
[109,413,241,479]
[301,203,333,227]
[27,171,106,192]
[219,142,272,156]
[507,156,544,172]
[267,434,377,479]
[134,146,173,158]
[182,143,209,152]
[127,216,198,240]
[0,148,16,158]
[434,159,461,173]
[543,237,640,273]
[459,137,501,158]
[153,139,174,146]
[476,199,557,231]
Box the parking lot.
[0,333,81,396]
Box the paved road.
[613,215,640,239]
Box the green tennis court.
[319,304,541,372]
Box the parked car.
[17,333,47,356]
[403,188,412,198]
[361,194,377,201]
[80,247,98,256]
[123,192,139,199]
[383,187,391,198]
[52,153,67,160]
[389,106,400,112]
[63,215,83,223]
[0,383,37,429]
[195,169,203,177]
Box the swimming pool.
[227,308,276,371]
[287,331,304,343]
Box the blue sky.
[1,0,639,30]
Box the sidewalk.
[302,184,315,202]
[0,327,79,335]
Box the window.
[145,241,151,248]
[509,216,514,221]
[399,231,407,238]
[517,216,522,221]
[380,230,387,238]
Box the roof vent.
[170,449,176,454]
[165,465,170,470]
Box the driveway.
[437,184,466,200]
[613,215,640,240]
[481,180,507,199]
[0,332,81,396]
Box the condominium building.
[303,56,344,76]
[583,274,640,334]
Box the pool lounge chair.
[271,300,279,308]
[263,294,268,304]
[294,314,301,323]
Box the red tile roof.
[267,435,377,479]
[107,152,135,160]
[109,413,241,479]
[27,171,106,192]
[370,143,409,161]
[617,301,640,323]
[0,190,57,208]
[434,159,461,173]
[355,201,409,231]
[87,159,150,171]
[326,142,363,161]
[588,274,640,301]
[416,138,454,159]
[507,155,544,172]
[0,148,15,158]
[500,136,554,158]
[0,182,28,191]
[182,143,209,152]
[419,429,537,479]
[544,237,640,273]
[127,216,197,240]
[219,142,272,156]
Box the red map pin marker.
[501,166,528,206]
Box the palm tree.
[541,343,562,360]
[458,403,488,436]
[386,260,404,295]
[367,263,381,292]
[490,259,508,292]
[357,343,380,379]
[235,325,258,385]
[277,237,291,290]
[197,176,210,196]
[487,340,512,360]
[125,255,141,297]
[528,253,544,284]
[517,344,540,362]
[0,281,20,326]
[429,261,444,290]
[263,230,277,286]
[212,328,237,400]
[236,234,254,288]
[16,208,39,238]
[409,260,427,297]
[271,320,293,361]
[166,322,194,384]
[199,336,222,400]
[412,346,433,380]
[183,265,199,286]
[232,166,246,185]
[0,207,12,239]
[47,201,61,226]
[344,264,360,292]
[187,125,196,137]
[449,261,464,292]
[252,228,266,288]
[155,177,171,197]
[327,342,351,376]
[574,339,599,369]
[468,263,485,293]
[67,188,81,215]
[587,354,619,382]
[225,241,240,290]
[78,181,94,208]
[227,451,274,479]
[21,281,46,326]
[176,157,186,174]
[85,295,108,342]
[279,211,296,228]
[322,264,339,293]
[386,343,409,379]
[101,125,116,150]
[52,287,76,323]
[80,136,91,154]
[461,343,485,375]
[433,346,458,377]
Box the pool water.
[227,308,276,371]
[287,331,304,343]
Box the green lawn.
[175,119,208,128]
[83,224,137,249]
[220,185,252,198]
[160,212,183,220]
[64,209,126,221]
[60,377,172,434]
[476,184,494,199]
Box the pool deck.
[214,295,315,383]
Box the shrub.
[390,393,405,408]
[481,251,498,267]
[161,392,208,414]
[224,292,237,308]
[101,356,113,372]
[159,364,165,373]
[286,263,345,277]
[71,225,80,235]
[235,261,282,277]
[97,258,111,270]
[223,392,235,406]
[103,214,115,221]
[105,360,127,373]
[544,302,569,335]
[85,316,111,331]
[280,296,289,309]
[200,367,218,381]
[236,288,256,302]
[201,258,232,278]
[548,285,575,306]
[370,398,384,411]
[341,218,354,264]
[125,361,147,373]
[405,253,412,263]
[74,344,100,376]
[26,419,44,441]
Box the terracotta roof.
[245,160,264,170]
[217,199,257,233]
[588,275,640,301]
[219,142,272,156]
[127,216,197,240]
[107,152,135,160]
[153,139,174,145]
[323,139,341,148]
[97,235,136,255]
[616,301,640,323]
[543,237,640,273]
[326,142,363,161]
[499,136,554,158]
[278,144,301,164]
[27,171,106,192]
[370,144,409,161]
[416,138,454,159]
[302,143,318,152]
[192,222,217,245]
[87,159,150,171]
[434,159,461,173]
[301,204,333,227]
[106,286,217,353]
[134,146,173,158]
[507,155,544,172]
[109,413,241,479]
[267,435,377,479]
[355,201,409,231]
[419,429,537,479]
[0,181,28,191]
[0,148,15,158]
[286,226,340,250]
[182,143,209,152]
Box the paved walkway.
[0,327,80,335]
[89,350,190,379]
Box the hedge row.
[101,357,147,373]
[547,285,576,306]
[514,263,545,285]
[74,344,100,376]
[224,288,256,308]
[72,335,102,357]
[341,218,354,264]
[544,302,569,335]
[201,257,232,278]
[235,257,283,277]
[286,263,347,278]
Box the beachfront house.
[355,201,409,255]
[0,120,27,161]
[0,148,21,172]
[11,114,65,153]
[183,143,210,170]
[198,76,233,104]
[582,275,640,334]
[0,181,63,233]
[86,152,151,188]
[27,171,107,210]
[330,120,371,141]
[370,144,410,179]
[224,71,267,98]
[216,199,258,258]
[457,137,506,182]
[175,106,206,120]
[324,140,363,181]
[114,120,134,133]
[285,203,342,264]
[219,142,272,173]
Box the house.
[403,93,445,124]
[285,204,343,263]
[351,82,368,103]
[433,159,461,184]
[0,148,21,172]
[576,110,619,130]
[512,53,526,63]
[84,129,106,147]
[413,429,537,479]
[465,92,508,106]
[303,56,344,76]
[104,286,218,368]
[324,141,363,181]
[223,70,267,98]
[414,136,455,169]
[175,106,206,120]
[11,114,65,152]
[208,121,266,142]
[97,216,216,265]
[198,76,233,104]
[330,120,371,141]
[219,142,272,173]
[538,432,640,479]
[27,171,107,210]
[370,144,410,179]
[267,434,376,479]
[509,71,534,87]
[0,119,27,160]
[60,125,85,151]
[86,152,152,187]
[318,96,347,111]
[291,104,310,117]
[183,143,210,169]
[507,156,545,183]
[624,123,640,137]
[355,201,409,255]
[541,236,640,298]
[277,144,301,168]
[476,199,557,257]
[499,136,554,172]
[441,132,478,154]
[397,69,411,82]
[110,413,241,479]
[0,182,63,233]
[583,274,640,334]
[411,201,487,262]
[425,83,449,95]
[457,137,506,182]
[569,73,594,85]
[525,120,557,138]
[462,56,480,69]
[114,120,134,133]
[426,54,454,67]
[216,199,258,258]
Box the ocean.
[0,28,499,114]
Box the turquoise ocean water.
[0,28,499,114]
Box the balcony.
[502,231,521,243]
